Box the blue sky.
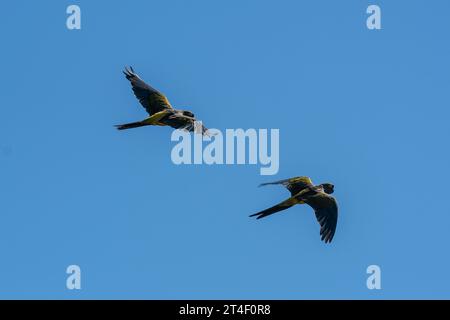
[0,0,449,299]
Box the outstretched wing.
[306,193,338,243]
[259,176,314,196]
[123,67,173,115]
[249,196,299,220]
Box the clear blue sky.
[0,0,449,299]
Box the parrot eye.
[322,183,334,194]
